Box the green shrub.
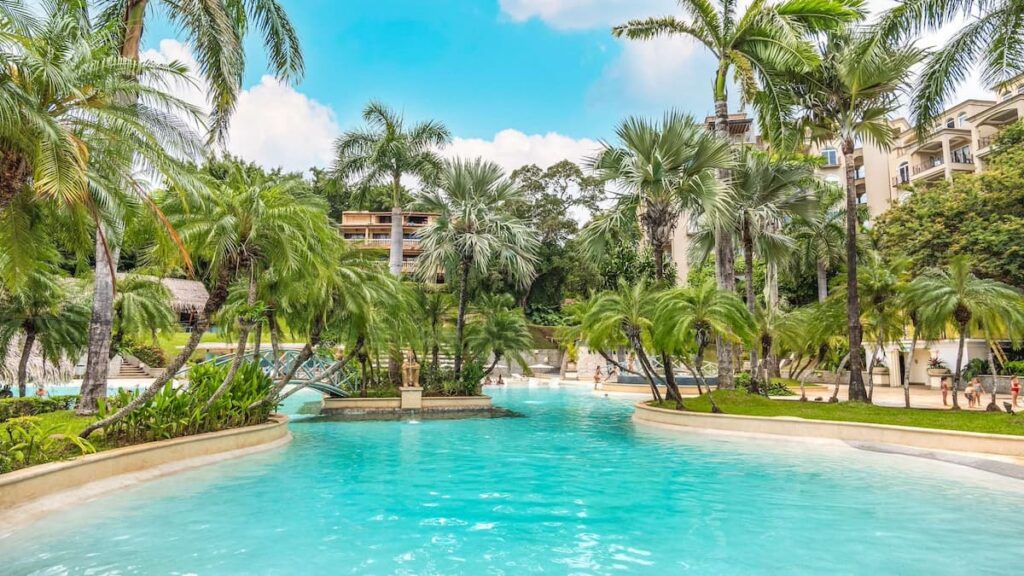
[0,416,95,474]
[0,396,80,422]
[420,361,485,396]
[735,372,794,396]
[97,361,273,444]
[962,358,990,380]
[129,343,168,368]
[1003,360,1024,376]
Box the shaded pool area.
[2,385,1022,575]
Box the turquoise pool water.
[3,384,1022,575]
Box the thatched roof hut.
[160,278,209,313]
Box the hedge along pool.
[2,384,1023,575]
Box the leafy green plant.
[0,396,80,422]
[0,416,95,473]
[1002,360,1024,376]
[962,358,990,381]
[127,342,168,368]
[96,362,273,444]
[735,373,794,397]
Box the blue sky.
[140,0,989,173]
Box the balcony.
[348,237,423,251]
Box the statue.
[401,352,421,388]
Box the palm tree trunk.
[79,0,151,416]
[205,265,258,409]
[633,344,663,403]
[742,222,758,390]
[484,353,502,377]
[389,174,404,277]
[904,330,918,408]
[253,322,262,360]
[79,233,120,414]
[453,259,471,379]
[267,310,281,378]
[712,72,736,390]
[867,340,881,403]
[951,325,966,410]
[272,338,362,405]
[0,149,31,215]
[816,261,828,303]
[830,352,851,403]
[661,351,683,409]
[842,139,867,402]
[985,337,999,411]
[765,258,781,378]
[598,350,643,377]
[80,276,230,438]
[16,328,36,397]
[695,343,719,413]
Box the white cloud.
[445,129,601,173]
[499,0,675,30]
[593,34,707,109]
[142,39,340,173]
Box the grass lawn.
[652,390,1024,436]
[33,411,112,450]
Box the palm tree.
[655,280,755,411]
[412,158,539,379]
[877,0,1024,132]
[790,182,847,302]
[109,275,176,357]
[80,160,333,435]
[906,256,1024,410]
[585,281,671,402]
[786,27,923,402]
[466,302,534,377]
[857,253,909,402]
[80,0,304,419]
[612,0,859,389]
[414,284,454,370]
[0,269,90,397]
[692,149,814,386]
[585,112,731,282]
[333,101,452,277]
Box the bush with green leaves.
[127,342,168,368]
[1002,360,1024,376]
[0,396,79,422]
[420,361,485,397]
[97,361,273,444]
[962,358,991,381]
[0,416,95,473]
[735,372,794,396]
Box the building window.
[822,148,839,166]
[957,112,967,128]
[376,215,392,224]
[945,118,955,129]
[898,162,910,183]
[952,145,972,164]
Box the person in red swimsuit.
[1011,375,1020,408]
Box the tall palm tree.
[584,111,732,282]
[906,256,1024,410]
[691,149,814,385]
[655,280,755,411]
[613,0,860,389]
[790,182,846,302]
[876,0,1024,132]
[333,101,452,277]
[412,158,539,379]
[80,0,304,417]
[786,27,923,401]
[0,269,90,397]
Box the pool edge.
[0,415,291,528]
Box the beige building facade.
[339,211,438,274]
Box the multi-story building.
[339,211,438,274]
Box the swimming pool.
[2,385,1021,575]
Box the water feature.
[2,384,1021,575]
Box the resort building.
[339,211,438,274]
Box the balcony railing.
[911,159,943,176]
[352,238,422,250]
[951,150,973,164]
[978,135,996,150]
